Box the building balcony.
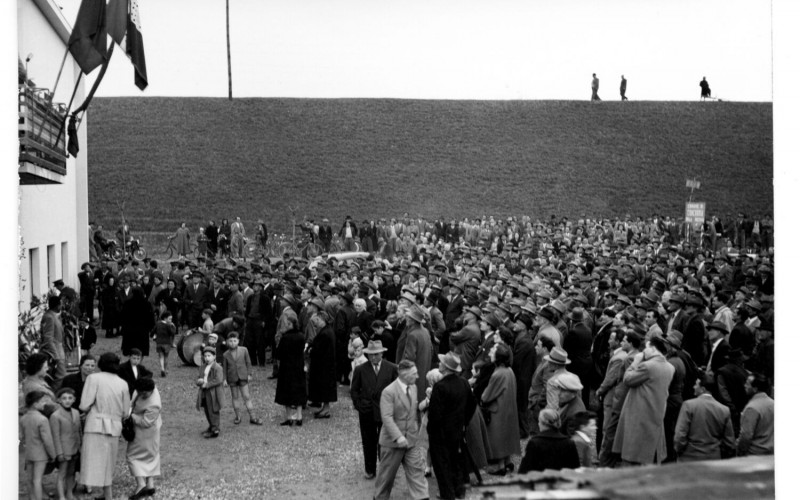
[19,85,68,184]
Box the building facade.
[17,0,90,311]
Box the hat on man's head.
[668,294,685,306]
[537,305,558,324]
[707,321,730,335]
[685,295,704,308]
[407,305,427,324]
[400,291,417,304]
[363,340,388,354]
[665,330,683,349]
[745,298,762,311]
[53,279,65,287]
[544,347,571,365]
[464,305,483,319]
[438,352,462,373]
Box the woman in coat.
[126,377,162,499]
[79,352,131,500]
[173,222,191,258]
[275,315,307,426]
[120,287,155,357]
[100,275,120,337]
[307,312,337,418]
[480,343,520,475]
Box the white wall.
[17,0,89,310]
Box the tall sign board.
[685,201,706,229]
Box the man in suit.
[184,270,211,328]
[674,374,735,461]
[373,360,428,500]
[351,340,398,480]
[118,348,153,396]
[682,295,708,367]
[40,295,67,389]
[395,306,432,399]
[428,352,476,500]
[209,276,231,325]
[664,295,689,337]
[705,321,731,376]
[244,279,271,366]
[442,282,465,354]
[448,306,481,378]
[77,262,96,320]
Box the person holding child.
[49,387,81,500]
[222,332,264,425]
[79,352,131,500]
[197,346,225,438]
[21,391,56,500]
[126,377,162,499]
[152,311,177,377]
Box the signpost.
[684,178,703,245]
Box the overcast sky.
[50,0,773,101]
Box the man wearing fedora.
[682,295,708,367]
[373,360,428,500]
[396,305,433,399]
[448,306,482,378]
[705,321,731,376]
[534,305,562,349]
[351,340,398,480]
[612,336,675,466]
[428,352,475,500]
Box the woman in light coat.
[126,377,162,499]
[79,352,131,500]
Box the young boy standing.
[196,347,224,438]
[21,391,56,500]
[152,311,177,377]
[49,388,82,500]
[222,332,264,425]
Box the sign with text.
[686,179,701,189]
[685,201,706,228]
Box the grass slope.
[88,98,772,233]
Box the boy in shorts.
[222,332,264,425]
[152,311,177,377]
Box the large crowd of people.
[24,210,774,499]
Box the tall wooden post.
[226,0,232,100]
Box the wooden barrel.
[177,330,206,366]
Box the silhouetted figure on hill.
[700,77,711,100]
[620,75,628,101]
[591,74,601,101]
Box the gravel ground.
[19,334,518,499]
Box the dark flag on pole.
[123,0,148,90]
[67,0,108,74]
[106,0,128,44]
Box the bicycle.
[161,234,198,260]
[277,231,324,259]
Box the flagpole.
[48,47,71,103]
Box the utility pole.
[226,0,232,100]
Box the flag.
[123,0,148,90]
[106,0,128,44]
[67,0,108,74]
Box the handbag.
[121,394,138,442]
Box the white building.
[16,0,90,311]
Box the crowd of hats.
[95,215,774,339]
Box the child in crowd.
[152,311,177,377]
[196,347,224,438]
[348,326,367,377]
[21,391,56,500]
[222,332,263,425]
[49,388,82,500]
[79,316,96,357]
[203,331,224,363]
[201,308,214,333]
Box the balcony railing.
[19,85,68,184]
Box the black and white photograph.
[3,0,795,498]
